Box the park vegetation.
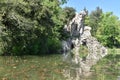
[86,7,120,48]
[0,0,120,56]
[0,1,120,80]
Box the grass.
[0,49,120,80]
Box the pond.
[0,51,119,80]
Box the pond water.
[0,53,119,80]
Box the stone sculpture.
[62,10,108,80]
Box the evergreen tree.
[89,7,102,36]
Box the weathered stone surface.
[62,10,107,79]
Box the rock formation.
[62,10,107,80]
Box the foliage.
[59,7,76,40]
[84,16,89,26]
[96,12,120,48]
[60,0,68,4]
[84,7,89,26]
[0,0,67,55]
[87,7,120,48]
[63,7,76,24]
[89,7,102,36]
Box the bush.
[0,0,66,55]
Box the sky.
[62,0,120,18]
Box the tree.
[58,7,76,40]
[96,12,120,48]
[0,0,67,55]
[63,7,76,24]
[89,7,102,36]
[84,8,89,26]
[60,0,68,4]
